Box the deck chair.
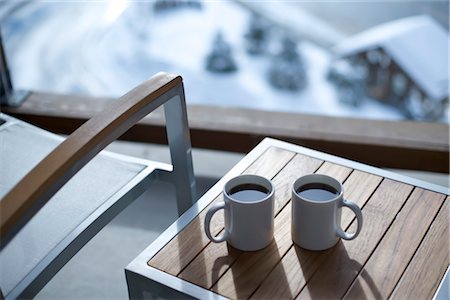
[0,72,196,299]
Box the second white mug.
[291,174,363,251]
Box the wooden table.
[125,138,449,299]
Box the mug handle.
[336,199,363,240]
[204,202,230,243]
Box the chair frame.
[0,72,197,299]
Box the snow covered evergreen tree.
[205,31,238,73]
[244,14,270,55]
[267,36,306,91]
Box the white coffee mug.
[291,174,363,251]
[204,174,275,251]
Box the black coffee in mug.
[229,184,270,202]
[296,183,339,201]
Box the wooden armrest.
[0,72,182,244]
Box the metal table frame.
[125,138,449,299]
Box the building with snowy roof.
[332,15,449,121]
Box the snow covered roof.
[334,15,449,101]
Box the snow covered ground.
[1,1,443,121]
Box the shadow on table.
[223,239,293,299]
[211,244,242,287]
[298,241,381,299]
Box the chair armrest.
[1,72,194,245]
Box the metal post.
[0,31,28,107]
[0,32,13,105]
[164,84,197,215]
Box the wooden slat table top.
[142,138,449,299]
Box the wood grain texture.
[242,147,296,177]
[343,189,446,299]
[389,199,449,299]
[341,170,383,227]
[211,162,352,299]
[296,179,414,300]
[315,161,353,181]
[178,154,323,289]
[0,72,181,240]
[5,92,449,172]
[148,147,295,276]
[251,169,383,299]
